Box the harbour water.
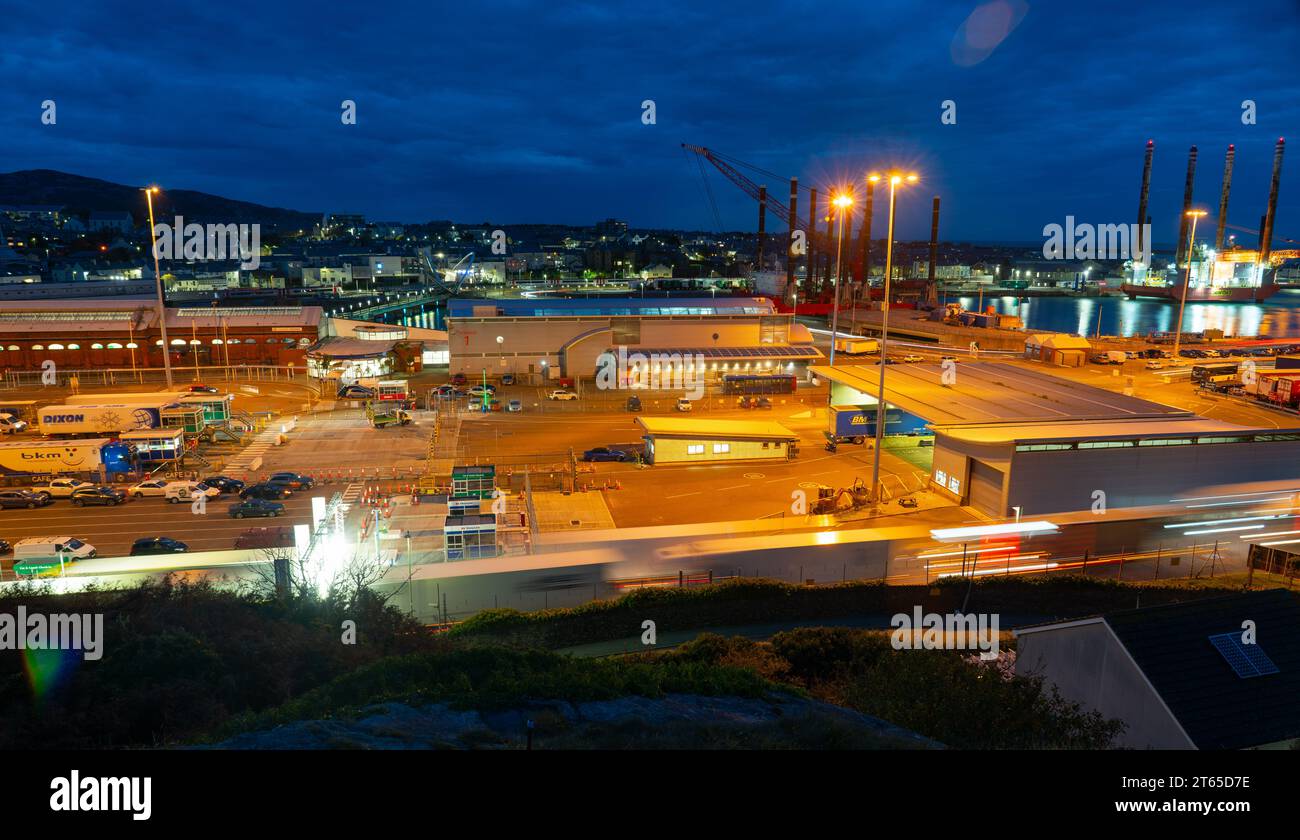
[950,290,1300,339]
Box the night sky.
[5,0,1299,244]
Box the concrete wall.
[1015,622,1194,749]
[649,436,790,465]
[1007,439,1300,515]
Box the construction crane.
[682,143,851,287]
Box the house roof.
[1021,590,1300,749]
[636,417,798,440]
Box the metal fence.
[2,364,311,391]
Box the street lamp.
[867,172,918,504]
[1172,209,1208,362]
[143,186,175,388]
[828,192,854,366]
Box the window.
[91,343,104,350]
[1138,438,1194,447]
[762,442,770,449]
[66,344,79,350]
[712,443,730,454]
[47,344,63,350]
[1077,440,1135,449]
[948,476,961,493]
[934,469,947,485]
[1015,443,1074,451]
[687,444,704,455]
[30,345,43,350]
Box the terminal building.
[810,362,1300,517]
[0,298,323,370]
[446,297,821,383]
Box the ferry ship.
[1121,249,1295,303]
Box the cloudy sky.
[4,0,1298,243]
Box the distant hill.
[0,169,321,232]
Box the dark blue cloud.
[3,0,1298,243]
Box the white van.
[164,482,220,503]
[0,413,27,433]
[13,537,97,561]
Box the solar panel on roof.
[1209,633,1280,678]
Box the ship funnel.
[1260,138,1285,264]
[1175,145,1198,266]
[1137,140,1154,260]
[1215,144,1234,251]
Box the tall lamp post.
[868,172,918,504]
[828,191,854,366]
[143,186,175,388]
[1172,209,1208,363]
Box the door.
[968,460,1005,516]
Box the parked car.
[70,486,127,507]
[0,489,53,509]
[0,540,10,554]
[737,395,772,409]
[186,384,220,394]
[547,389,578,401]
[240,483,292,501]
[129,478,174,498]
[267,472,314,489]
[467,384,497,398]
[676,397,693,412]
[900,354,924,363]
[432,384,464,398]
[165,482,219,503]
[130,536,189,556]
[450,373,467,386]
[336,384,375,400]
[13,537,95,561]
[201,475,246,494]
[234,526,294,549]
[625,395,642,412]
[582,447,631,463]
[1145,360,1165,370]
[501,374,515,385]
[507,400,523,412]
[228,499,286,519]
[30,478,91,498]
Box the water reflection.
[953,292,1300,338]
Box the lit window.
[91,343,104,350]
[171,339,186,345]
[47,344,63,350]
[125,342,137,349]
[6,345,18,351]
[31,345,43,350]
[948,477,960,493]
[712,443,730,454]
[935,469,947,486]
[687,444,704,455]
[66,344,79,350]
[212,339,223,345]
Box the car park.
[0,489,54,509]
[70,486,127,506]
[201,475,246,494]
[30,478,90,498]
[267,472,313,489]
[547,389,578,401]
[130,537,189,556]
[240,483,292,501]
[228,499,286,519]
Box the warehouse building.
[446,297,820,383]
[636,417,799,465]
[808,361,1300,516]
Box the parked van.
[0,412,28,434]
[14,537,97,562]
[165,482,220,503]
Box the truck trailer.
[833,337,879,356]
[38,402,168,436]
[0,439,133,477]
